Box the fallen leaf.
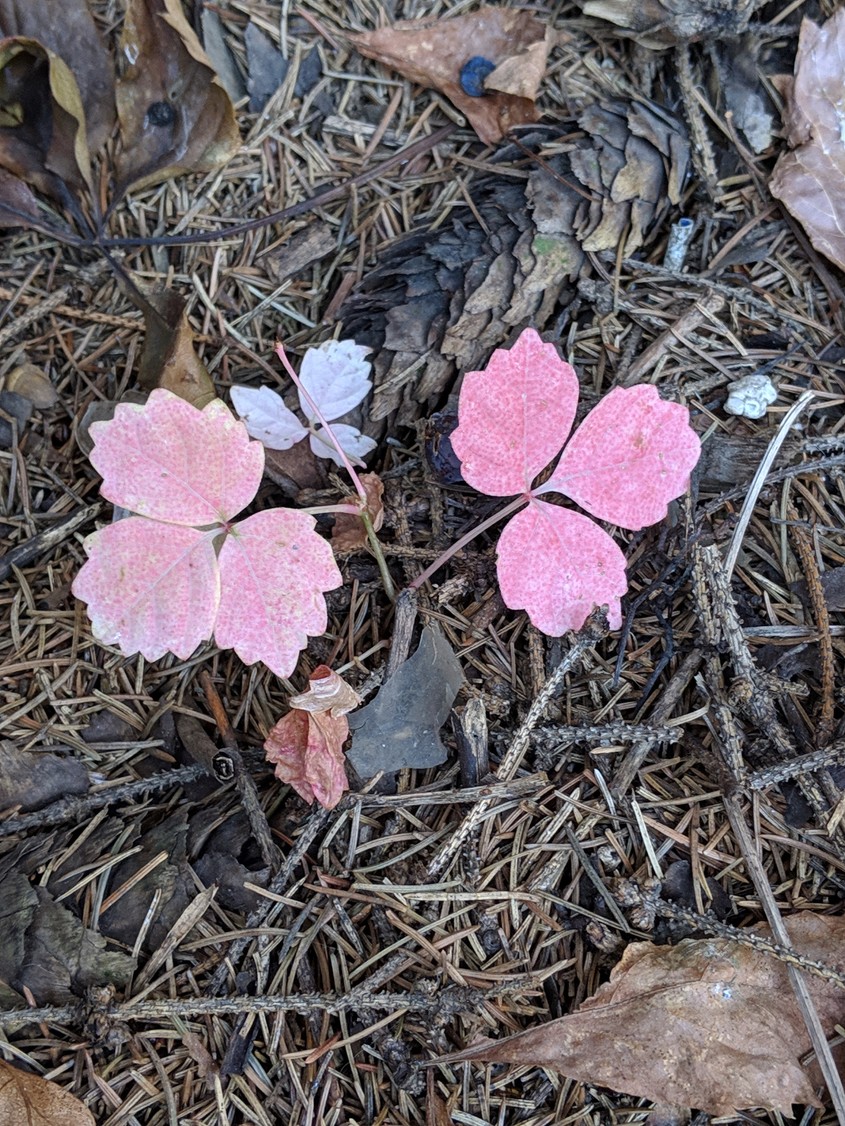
[347,626,463,778]
[0,1059,94,1126]
[770,10,845,272]
[4,362,57,408]
[582,0,755,48]
[441,911,845,1115]
[114,0,240,197]
[264,666,361,809]
[350,8,555,145]
[72,389,342,676]
[0,165,41,228]
[0,740,88,812]
[200,7,245,104]
[450,328,700,634]
[332,473,385,551]
[132,284,217,408]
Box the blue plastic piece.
[459,56,496,98]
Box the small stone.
[724,372,778,419]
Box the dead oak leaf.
[350,8,557,144]
[770,9,845,272]
[440,911,845,1115]
[0,1059,94,1126]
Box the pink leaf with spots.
[73,389,342,676]
[450,329,700,635]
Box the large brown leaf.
[0,1059,94,1126]
[770,9,845,272]
[441,912,845,1115]
[114,0,239,196]
[351,8,556,145]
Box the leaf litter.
[1,2,845,1124]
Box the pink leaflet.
[89,389,265,526]
[215,509,343,677]
[450,328,579,496]
[72,517,220,660]
[496,501,628,635]
[539,385,702,530]
[263,708,350,808]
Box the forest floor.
[2,0,845,1124]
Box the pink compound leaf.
[450,328,579,497]
[89,389,265,525]
[539,385,702,530]
[496,501,628,635]
[72,517,221,661]
[215,509,342,678]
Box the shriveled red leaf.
[88,390,263,526]
[114,0,239,196]
[442,911,845,1115]
[264,666,360,807]
[215,510,342,678]
[770,10,845,271]
[350,8,553,145]
[0,1058,94,1125]
[332,473,385,551]
[450,328,579,497]
[539,385,701,530]
[496,502,627,634]
[73,517,220,661]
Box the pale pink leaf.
[72,517,220,660]
[496,500,627,634]
[229,384,308,450]
[215,509,342,677]
[770,11,845,272]
[288,665,362,716]
[264,708,349,808]
[298,339,373,421]
[309,423,377,466]
[89,389,264,525]
[539,385,700,530]
[450,328,579,496]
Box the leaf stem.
[361,509,396,602]
[274,343,369,505]
[409,495,527,591]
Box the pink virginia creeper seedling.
[416,328,701,634]
[71,389,344,677]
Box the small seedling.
[415,328,701,634]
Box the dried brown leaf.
[0,1059,94,1126]
[332,472,385,552]
[5,362,57,408]
[582,0,755,48]
[0,166,39,228]
[133,285,216,408]
[442,912,845,1114]
[350,8,553,144]
[114,0,239,196]
[770,10,845,272]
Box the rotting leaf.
[332,472,384,552]
[114,0,240,197]
[582,0,755,49]
[0,867,133,1005]
[347,626,463,778]
[350,8,558,145]
[0,740,88,813]
[770,9,845,272]
[0,1059,95,1126]
[130,284,216,408]
[0,166,40,228]
[441,911,845,1115]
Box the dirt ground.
[2,0,845,1123]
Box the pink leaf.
[450,328,579,496]
[496,500,628,634]
[89,389,264,525]
[540,385,701,529]
[72,517,220,660]
[215,510,342,678]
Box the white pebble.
[724,372,778,420]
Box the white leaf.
[310,424,378,467]
[230,385,308,450]
[298,339,372,423]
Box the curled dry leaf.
[350,7,556,144]
[441,911,845,1115]
[770,9,845,272]
[0,1059,94,1126]
[332,473,385,552]
[131,284,216,408]
[114,0,240,196]
[582,0,755,49]
[264,666,361,809]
